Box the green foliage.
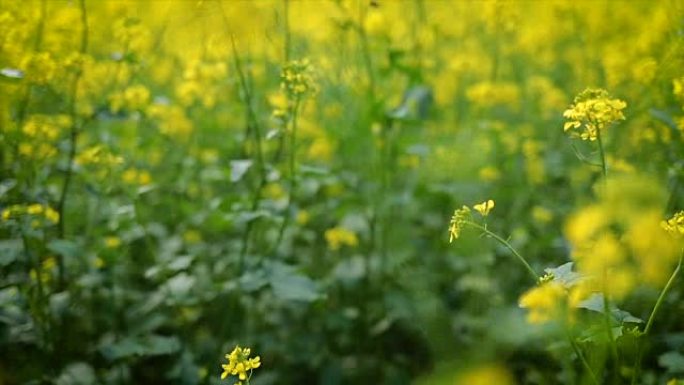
[0,1,683,385]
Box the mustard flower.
[221,345,261,384]
[1,203,59,225]
[473,199,495,217]
[448,205,471,242]
[519,281,566,324]
[662,211,684,236]
[325,227,359,250]
[280,58,317,97]
[563,88,626,141]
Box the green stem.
[272,96,301,253]
[596,127,608,179]
[229,34,268,268]
[568,335,600,385]
[644,254,682,334]
[56,0,88,289]
[631,252,683,385]
[464,221,538,281]
[601,270,620,381]
[283,0,291,62]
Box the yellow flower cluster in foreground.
[563,88,627,141]
[2,203,60,226]
[221,346,261,385]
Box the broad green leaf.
[545,262,582,286]
[659,351,684,372]
[100,335,180,361]
[0,239,22,266]
[56,362,96,385]
[271,273,321,302]
[267,262,322,302]
[230,159,253,182]
[47,239,81,259]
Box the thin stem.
[464,221,539,281]
[55,0,88,289]
[229,34,268,267]
[596,127,608,179]
[283,0,291,62]
[272,96,301,253]
[631,252,683,384]
[568,335,600,385]
[645,254,682,334]
[569,141,602,167]
[356,3,376,98]
[601,270,620,381]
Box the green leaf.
[47,239,81,259]
[0,179,17,198]
[659,351,684,372]
[650,108,679,131]
[0,239,22,267]
[100,335,181,361]
[612,309,643,324]
[230,159,253,182]
[577,293,605,313]
[56,362,97,385]
[165,273,195,298]
[271,273,321,302]
[0,68,23,81]
[267,262,322,302]
[545,262,582,286]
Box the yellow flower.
[280,58,317,97]
[662,211,684,236]
[466,81,520,109]
[457,363,515,385]
[478,166,501,182]
[44,207,60,224]
[104,236,121,249]
[448,206,471,242]
[325,227,359,251]
[563,88,626,141]
[221,346,261,382]
[518,281,565,324]
[531,206,553,224]
[27,204,44,215]
[183,230,202,244]
[473,200,495,217]
[296,210,310,226]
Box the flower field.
[1,1,684,384]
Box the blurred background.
[1,1,683,384]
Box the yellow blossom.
[221,345,261,383]
[448,206,471,242]
[457,363,515,385]
[104,236,121,249]
[563,88,626,141]
[473,200,495,217]
[325,227,359,250]
[518,281,566,324]
[662,211,684,236]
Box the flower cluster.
[2,203,60,226]
[473,199,495,217]
[221,346,261,384]
[563,88,626,141]
[280,58,317,97]
[448,205,471,242]
[662,211,684,236]
[518,280,588,324]
[325,226,359,250]
[75,145,124,167]
[565,175,681,298]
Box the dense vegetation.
[1,1,684,384]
